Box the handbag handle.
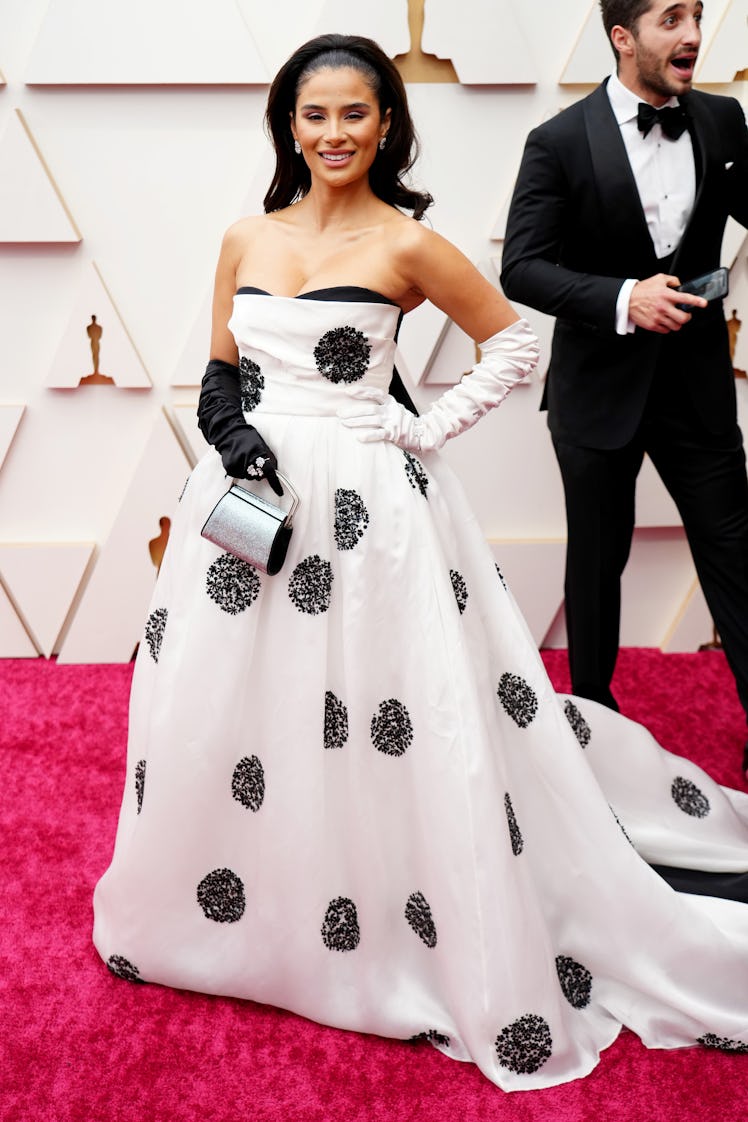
[231,471,300,527]
[275,472,300,526]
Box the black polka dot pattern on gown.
[497,673,539,728]
[504,792,524,856]
[555,955,593,1009]
[144,607,167,662]
[239,355,264,411]
[106,955,145,983]
[334,488,370,551]
[405,891,437,948]
[134,759,146,815]
[314,326,371,383]
[495,1014,553,1075]
[403,451,429,498]
[371,699,414,757]
[671,776,710,818]
[231,756,265,812]
[206,554,261,615]
[288,555,333,615]
[324,691,349,750]
[408,1030,451,1048]
[197,868,246,923]
[450,569,468,614]
[321,896,361,951]
[564,700,591,748]
[698,1033,748,1054]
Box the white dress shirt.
[606,72,696,334]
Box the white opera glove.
[338,318,538,452]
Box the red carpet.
[2,650,746,1121]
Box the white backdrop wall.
[0,0,746,661]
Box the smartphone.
[675,266,729,311]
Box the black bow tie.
[637,102,687,140]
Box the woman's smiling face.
[291,66,390,188]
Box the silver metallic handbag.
[200,473,299,575]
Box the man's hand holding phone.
[629,273,710,334]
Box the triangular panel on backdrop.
[395,300,448,389]
[0,110,81,243]
[170,403,206,464]
[45,262,151,388]
[422,0,536,84]
[170,147,276,388]
[490,108,561,240]
[58,411,192,663]
[559,1,611,85]
[0,404,25,471]
[697,0,745,83]
[25,0,268,84]
[661,578,716,653]
[0,543,94,656]
[489,540,566,647]
[723,222,747,271]
[0,581,38,657]
[236,0,409,75]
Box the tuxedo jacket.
[500,81,748,449]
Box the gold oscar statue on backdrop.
[79,314,114,385]
[727,308,746,379]
[149,516,171,573]
[393,0,458,82]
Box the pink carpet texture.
[1,649,746,1122]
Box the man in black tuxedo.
[501,0,748,770]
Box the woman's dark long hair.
[263,33,433,220]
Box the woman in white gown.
[93,34,748,1090]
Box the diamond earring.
[379,136,387,151]
[294,140,301,155]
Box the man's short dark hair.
[600,0,654,59]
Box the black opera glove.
[197,359,283,496]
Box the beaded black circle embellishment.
[671,776,710,818]
[197,868,246,923]
[555,955,593,1009]
[334,488,370,551]
[371,698,414,757]
[321,896,361,951]
[403,451,429,498]
[564,700,591,748]
[408,1030,451,1048]
[288,555,333,615]
[239,355,264,411]
[450,569,468,615]
[495,1014,553,1075]
[505,792,524,856]
[314,326,371,383]
[134,759,146,815]
[106,955,145,983]
[206,554,261,615]
[144,607,167,662]
[231,756,265,812]
[497,673,539,728]
[324,691,349,750]
[697,1033,748,1055]
[405,891,437,948]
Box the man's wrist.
[615,279,638,335]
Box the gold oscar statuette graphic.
[727,308,746,379]
[393,0,458,82]
[149,516,171,573]
[79,314,115,385]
